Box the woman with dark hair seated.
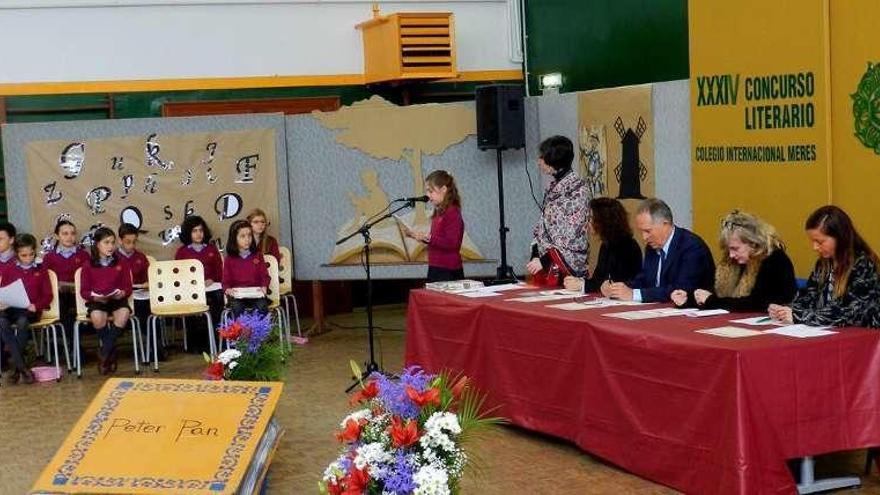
[526,135,590,282]
[672,210,797,311]
[564,197,641,294]
[769,205,880,327]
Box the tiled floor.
[1,305,877,494]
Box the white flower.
[322,455,347,484]
[228,361,238,370]
[218,349,241,365]
[413,465,450,495]
[420,412,461,455]
[424,412,461,436]
[354,442,393,476]
[340,408,373,428]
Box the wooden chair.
[73,269,142,378]
[29,270,71,381]
[278,246,304,345]
[147,259,216,372]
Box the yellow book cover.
[31,378,283,495]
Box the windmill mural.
[613,116,648,199]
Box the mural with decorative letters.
[21,128,280,257]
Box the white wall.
[0,0,520,84]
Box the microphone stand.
[337,199,417,393]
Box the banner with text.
[689,0,831,273]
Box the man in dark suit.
[606,198,715,303]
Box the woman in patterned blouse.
[769,205,880,327]
[526,136,590,277]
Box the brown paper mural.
[24,129,280,257]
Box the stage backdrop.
[830,0,880,254]
[689,0,832,274]
[287,96,536,280]
[2,114,289,259]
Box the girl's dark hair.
[89,227,117,265]
[54,220,76,235]
[425,170,461,216]
[805,205,880,299]
[539,135,574,172]
[13,233,37,252]
[179,215,212,245]
[0,221,17,239]
[226,220,255,257]
[589,197,633,243]
[118,223,139,239]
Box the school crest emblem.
[852,62,880,155]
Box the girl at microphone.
[404,170,464,282]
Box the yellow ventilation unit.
[356,7,457,84]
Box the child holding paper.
[223,219,270,317]
[404,170,465,282]
[80,227,132,375]
[176,215,224,353]
[0,234,52,384]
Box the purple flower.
[236,312,272,352]
[382,450,417,494]
[371,366,434,419]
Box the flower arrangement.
[203,312,288,381]
[320,363,503,495]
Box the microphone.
[395,195,429,203]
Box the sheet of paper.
[206,282,222,292]
[392,214,414,232]
[603,308,696,320]
[133,288,151,301]
[685,309,730,318]
[231,287,265,299]
[91,288,122,298]
[458,291,502,298]
[507,294,580,303]
[764,324,837,338]
[696,326,766,338]
[539,289,583,297]
[730,316,786,326]
[548,298,643,311]
[485,283,528,292]
[0,279,31,309]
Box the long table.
[404,289,880,494]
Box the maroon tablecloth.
[404,289,880,494]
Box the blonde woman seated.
[671,210,797,312]
[769,205,880,327]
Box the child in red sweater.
[0,221,18,279]
[175,215,223,352]
[223,220,270,317]
[247,208,282,262]
[41,220,90,343]
[80,227,132,375]
[117,223,150,343]
[0,234,52,384]
[404,170,465,282]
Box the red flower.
[450,376,469,399]
[219,321,243,340]
[390,416,421,448]
[349,380,379,405]
[343,466,370,495]
[203,361,224,380]
[335,419,364,443]
[326,481,343,495]
[406,385,441,408]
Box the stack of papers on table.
[548,298,648,311]
[507,293,581,303]
[764,324,837,338]
[603,307,697,320]
[685,309,730,318]
[730,316,786,326]
[696,326,766,338]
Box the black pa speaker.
[476,84,525,150]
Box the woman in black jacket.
[563,197,641,294]
[672,210,797,312]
